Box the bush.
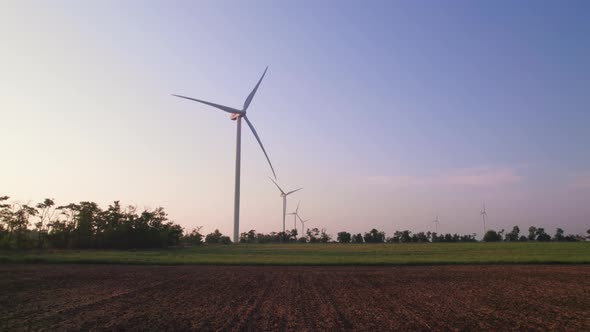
[205,229,224,244]
[182,228,204,246]
[483,230,501,242]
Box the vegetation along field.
[1,242,589,265]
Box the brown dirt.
[0,264,588,331]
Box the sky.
[1,0,589,238]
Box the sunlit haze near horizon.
[1,1,589,238]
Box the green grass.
[1,242,589,265]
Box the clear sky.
[1,0,589,238]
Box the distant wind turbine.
[433,212,440,233]
[297,214,311,238]
[172,67,276,243]
[480,201,488,235]
[270,177,302,232]
[286,201,301,231]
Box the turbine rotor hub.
[230,113,243,120]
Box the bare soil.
[1,264,588,331]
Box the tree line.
[1,196,588,249]
[481,226,584,242]
[186,227,588,245]
[0,196,183,249]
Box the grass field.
[0,242,589,265]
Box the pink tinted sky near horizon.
[1,1,589,237]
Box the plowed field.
[1,264,588,331]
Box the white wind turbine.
[433,212,440,233]
[172,67,276,243]
[480,201,488,235]
[286,201,301,231]
[297,214,311,239]
[269,177,302,233]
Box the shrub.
[483,230,501,242]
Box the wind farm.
[2,1,590,331]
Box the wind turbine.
[433,212,440,233]
[269,177,302,232]
[172,67,276,243]
[286,201,301,231]
[480,201,488,235]
[297,214,311,239]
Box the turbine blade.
[286,188,303,196]
[269,177,285,195]
[243,66,268,111]
[296,201,300,213]
[172,94,242,114]
[245,116,277,179]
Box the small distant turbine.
[270,178,303,232]
[172,67,276,243]
[480,201,488,235]
[298,214,311,238]
[433,212,440,233]
[286,201,301,231]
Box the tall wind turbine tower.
[172,67,276,243]
[270,178,302,232]
[480,201,488,235]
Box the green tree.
[535,228,551,241]
[184,227,204,246]
[414,232,429,242]
[320,228,331,243]
[363,228,385,243]
[307,228,320,243]
[34,198,55,248]
[483,230,501,242]
[505,226,520,241]
[399,230,412,243]
[337,231,351,243]
[205,229,224,244]
[239,229,257,243]
[528,226,537,241]
[74,202,100,249]
[290,229,298,242]
[351,233,364,243]
[554,228,565,241]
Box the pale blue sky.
[1,1,589,237]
